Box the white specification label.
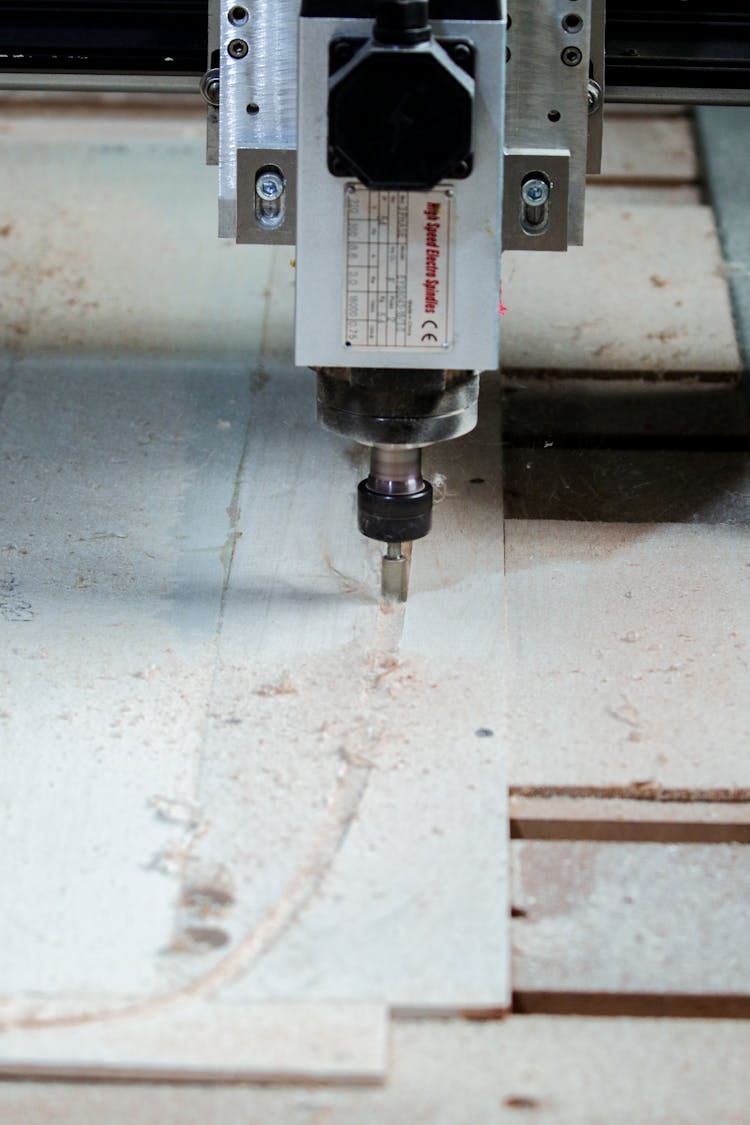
[344,186,453,350]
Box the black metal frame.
[0,2,207,74]
[606,1,750,99]
[0,0,749,102]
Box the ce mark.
[421,319,439,344]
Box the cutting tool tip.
[381,542,409,602]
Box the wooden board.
[0,379,507,1021]
[0,100,738,386]
[1,1016,750,1123]
[502,203,741,379]
[506,519,750,797]
[0,121,509,1079]
[512,841,750,1014]
[0,1002,386,1085]
[155,367,508,1016]
[598,111,698,184]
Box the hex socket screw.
[227,38,249,59]
[522,179,550,208]
[561,45,582,67]
[521,177,550,230]
[256,171,285,202]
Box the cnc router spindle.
[218,0,589,602]
[297,0,505,600]
[209,0,508,600]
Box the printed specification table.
[344,186,452,351]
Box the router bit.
[382,542,408,602]
[316,367,478,603]
[358,445,432,603]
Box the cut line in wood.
[511,818,750,845]
[510,797,750,844]
[511,786,750,803]
[512,992,750,1020]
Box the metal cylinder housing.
[316,367,479,447]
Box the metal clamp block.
[502,148,570,251]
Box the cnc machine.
[2,0,749,597]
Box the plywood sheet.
[0,118,509,1080]
[0,362,508,1037]
[586,184,701,206]
[0,122,275,359]
[502,204,741,378]
[0,1002,386,1084]
[2,1016,750,1124]
[0,107,737,385]
[155,373,508,1015]
[506,520,750,795]
[599,111,698,183]
[512,841,750,1004]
